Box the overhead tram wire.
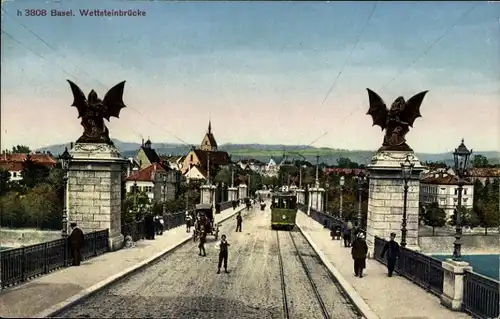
[320,2,378,106]
[331,2,480,127]
[2,17,192,146]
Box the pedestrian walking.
[380,232,400,277]
[198,226,207,256]
[68,222,85,266]
[342,217,353,247]
[236,212,242,232]
[186,212,193,233]
[216,234,230,274]
[351,232,368,278]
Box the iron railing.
[374,236,444,296]
[1,229,109,289]
[463,270,500,319]
[121,220,145,241]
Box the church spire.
[208,120,212,134]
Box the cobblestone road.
[58,207,362,319]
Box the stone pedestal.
[227,187,238,202]
[296,189,305,204]
[200,184,216,205]
[238,184,248,199]
[366,151,423,257]
[441,259,473,311]
[309,187,325,212]
[68,143,126,251]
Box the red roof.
[420,173,473,185]
[0,152,56,171]
[126,163,165,182]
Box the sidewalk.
[0,206,245,318]
[296,211,472,319]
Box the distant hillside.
[37,139,500,166]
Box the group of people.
[143,214,165,240]
[349,229,401,279]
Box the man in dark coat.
[144,213,155,240]
[68,222,85,266]
[235,212,242,232]
[216,234,230,274]
[380,232,400,277]
[351,232,368,277]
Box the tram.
[270,192,297,230]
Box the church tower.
[200,120,218,151]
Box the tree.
[336,157,359,168]
[214,167,232,185]
[471,155,490,168]
[451,206,480,227]
[21,155,50,188]
[22,183,62,229]
[0,192,27,228]
[11,145,31,154]
[0,168,11,195]
[423,202,447,235]
[479,199,499,234]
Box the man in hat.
[351,232,368,278]
[380,232,400,277]
[68,222,85,266]
[235,212,242,232]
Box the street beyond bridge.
[56,205,363,319]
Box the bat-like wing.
[401,90,428,127]
[102,81,127,121]
[67,80,87,118]
[366,88,388,130]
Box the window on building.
[190,154,193,161]
[12,172,17,177]
[454,198,457,203]
[463,198,468,203]
[143,186,153,193]
[454,188,458,195]
[464,189,467,195]
[130,185,139,193]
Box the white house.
[125,163,177,202]
[183,165,208,181]
[0,152,57,182]
[420,171,474,220]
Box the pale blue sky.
[1,1,499,152]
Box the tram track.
[276,229,364,319]
[276,231,291,319]
[288,231,331,319]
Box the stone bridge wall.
[419,235,500,255]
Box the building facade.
[420,172,474,219]
[0,152,56,181]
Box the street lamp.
[452,139,472,261]
[339,176,345,219]
[59,147,73,237]
[400,154,414,248]
[162,174,167,216]
[356,172,366,228]
[325,182,330,214]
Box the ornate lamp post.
[400,155,414,248]
[452,139,472,261]
[59,147,73,237]
[356,172,366,228]
[339,176,345,219]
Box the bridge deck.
[296,211,472,319]
[0,206,243,318]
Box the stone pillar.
[296,188,305,204]
[441,259,473,311]
[309,187,325,212]
[200,184,216,205]
[366,151,423,257]
[227,187,238,201]
[68,143,126,251]
[238,184,248,199]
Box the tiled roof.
[194,149,231,167]
[469,168,500,178]
[140,146,161,164]
[420,173,473,185]
[0,152,56,171]
[126,163,165,182]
